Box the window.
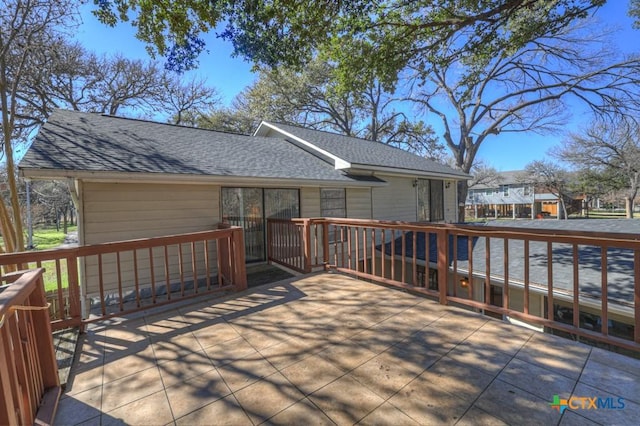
[417,179,430,222]
[320,188,346,217]
[500,185,509,196]
[524,185,531,196]
[485,188,492,196]
[321,188,346,243]
[222,187,300,262]
[265,189,300,219]
[417,179,444,222]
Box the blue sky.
[74,2,638,172]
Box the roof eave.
[19,168,387,188]
[348,164,471,180]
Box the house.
[465,170,571,219]
[18,109,469,309]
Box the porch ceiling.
[56,273,640,425]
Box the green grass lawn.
[31,226,77,250]
[24,226,77,292]
[36,259,70,293]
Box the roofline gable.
[254,121,352,170]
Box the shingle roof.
[262,122,469,179]
[380,219,638,305]
[19,110,382,184]
[471,170,527,189]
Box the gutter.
[18,168,389,188]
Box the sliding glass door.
[222,188,299,262]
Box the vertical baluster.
[401,231,406,284]
[601,246,608,336]
[390,229,395,280]
[503,239,509,311]
[363,227,368,274]
[205,240,212,290]
[547,241,553,321]
[634,250,640,344]
[164,245,171,300]
[116,252,123,312]
[55,260,64,320]
[572,243,579,328]
[133,250,140,307]
[412,232,417,286]
[381,229,386,278]
[149,247,156,304]
[217,240,223,287]
[523,240,529,314]
[347,226,353,270]
[178,243,185,296]
[453,234,458,298]
[192,241,198,294]
[485,238,491,305]
[98,254,106,315]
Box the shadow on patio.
[56,273,640,425]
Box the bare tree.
[409,19,640,219]
[194,108,257,134]
[162,75,221,125]
[227,60,444,158]
[556,116,640,218]
[468,161,501,189]
[0,0,75,256]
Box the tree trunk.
[561,199,568,220]
[625,197,634,219]
[457,180,469,223]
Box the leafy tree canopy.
[92,0,607,85]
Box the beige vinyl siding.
[346,188,372,219]
[300,187,321,218]
[83,182,220,243]
[371,175,417,221]
[443,181,458,222]
[81,182,220,298]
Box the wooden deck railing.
[267,217,640,353]
[0,269,61,426]
[267,218,326,273]
[0,226,247,329]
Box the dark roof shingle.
[265,122,469,178]
[19,110,380,184]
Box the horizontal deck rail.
[267,217,640,354]
[0,269,60,426]
[0,226,247,330]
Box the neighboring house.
[466,170,566,219]
[18,109,468,306]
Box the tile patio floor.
[56,273,640,425]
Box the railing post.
[231,227,247,291]
[266,219,272,264]
[322,220,330,270]
[0,326,19,426]
[30,272,60,390]
[217,223,231,285]
[437,228,449,305]
[66,255,82,330]
[302,219,312,273]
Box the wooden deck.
[55,273,640,425]
[53,328,80,386]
